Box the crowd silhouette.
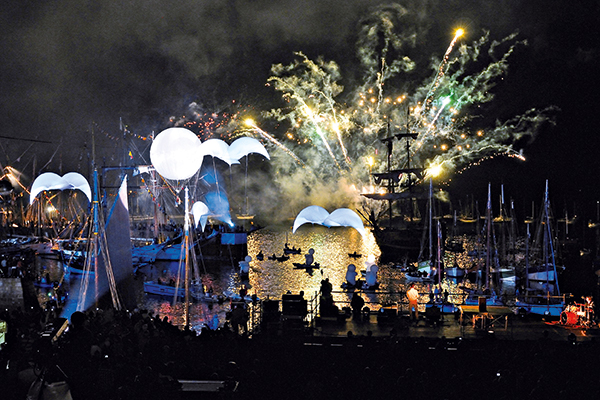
[1,303,600,399]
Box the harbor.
[1,184,600,400]
[1,2,600,398]
[2,163,600,399]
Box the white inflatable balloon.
[30,172,92,205]
[292,205,331,233]
[191,201,210,231]
[345,264,357,286]
[229,137,270,161]
[322,208,366,237]
[30,173,64,204]
[150,127,203,180]
[199,139,238,165]
[366,264,378,287]
[292,206,366,238]
[62,172,92,203]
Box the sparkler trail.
[244,119,306,168]
[266,53,345,171]
[421,28,464,117]
[426,96,451,135]
[314,89,350,165]
[301,105,341,171]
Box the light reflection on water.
[247,225,381,299]
[39,226,423,332]
[244,225,412,308]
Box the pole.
[92,127,99,308]
[525,222,530,295]
[486,183,492,289]
[184,186,190,329]
[429,179,433,263]
[437,219,442,284]
[150,132,159,242]
[93,167,100,308]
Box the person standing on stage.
[407,283,420,321]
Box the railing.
[304,289,462,330]
[248,289,572,335]
[515,293,568,305]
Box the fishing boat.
[292,261,320,270]
[143,280,225,303]
[131,229,219,263]
[283,244,302,255]
[58,239,88,259]
[269,254,290,262]
[402,179,443,285]
[9,235,57,256]
[405,270,434,284]
[444,258,466,282]
[515,181,566,317]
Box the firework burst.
[246,5,556,214]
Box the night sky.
[1,1,599,222]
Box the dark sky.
[1,1,599,219]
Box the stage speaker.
[377,306,397,323]
[262,300,279,314]
[478,296,487,313]
[262,300,280,323]
[282,296,307,316]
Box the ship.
[362,126,431,263]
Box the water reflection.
[38,226,425,332]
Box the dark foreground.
[2,306,600,400]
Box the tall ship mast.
[362,120,429,263]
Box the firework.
[143,6,556,221]
[257,5,555,209]
[421,28,465,116]
[244,119,306,168]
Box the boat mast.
[380,123,394,227]
[543,180,560,295]
[378,111,419,226]
[500,185,506,264]
[429,178,433,263]
[396,125,419,223]
[486,183,492,290]
[184,186,191,329]
[150,132,160,241]
[92,126,100,308]
[436,219,442,283]
[510,199,516,267]
[525,222,530,292]
[245,155,249,216]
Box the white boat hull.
[515,300,564,317]
[445,267,465,279]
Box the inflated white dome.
[150,127,203,180]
